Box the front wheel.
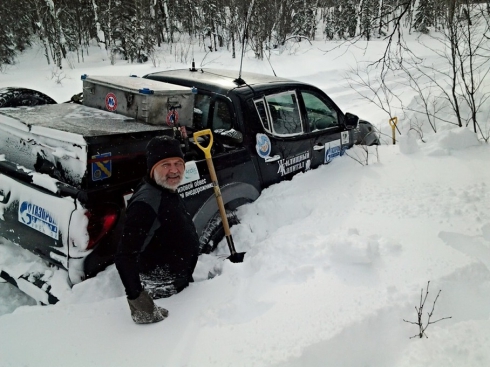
[355,120,380,146]
[199,208,239,254]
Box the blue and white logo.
[256,133,271,159]
[325,139,342,164]
[180,161,200,185]
[18,201,59,240]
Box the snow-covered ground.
[1,34,489,367]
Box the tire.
[199,208,239,254]
[0,87,57,108]
[355,120,380,146]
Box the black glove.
[127,290,169,324]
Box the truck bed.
[0,104,172,188]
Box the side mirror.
[344,112,359,130]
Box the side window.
[301,91,338,131]
[211,100,232,131]
[194,94,212,130]
[266,91,303,136]
[254,91,303,136]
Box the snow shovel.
[193,129,245,263]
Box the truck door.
[253,90,312,187]
[299,89,348,169]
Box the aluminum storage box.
[82,75,195,126]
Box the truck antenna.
[190,59,198,72]
[235,0,255,85]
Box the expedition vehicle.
[0,67,378,304]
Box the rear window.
[254,99,271,132]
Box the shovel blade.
[227,252,246,263]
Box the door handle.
[0,191,10,204]
[313,144,325,151]
[265,155,281,163]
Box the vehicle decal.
[325,139,341,164]
[105,92,117,112]
[177,177,213,198]
[180,161,200,185]
[91,152,112,181]
[341,131,349,145]
[166,108,179,126]
[18,201,59,240]
[277,151,310,176]
[256,133,271,159]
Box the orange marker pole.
[389,117,398,145]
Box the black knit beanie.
[146,135,184,174]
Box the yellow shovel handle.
[192,129,243,261]
[193,129,213,159]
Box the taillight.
[85,206,119,250]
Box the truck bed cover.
[0,103,164,137]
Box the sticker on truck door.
[180,161,200,185]
[18,201,59,240]
[177,161,212,198]
[91,153,112,181]
[325,139,341,164]
[256,133,271,159]
[341,131,349,145]
[277,151,310,176]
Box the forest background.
[2,0,487,68]
[2,0,490,141]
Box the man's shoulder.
[128,179,162,213]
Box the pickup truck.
[0,67,379,304]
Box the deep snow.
[0,34,489,367]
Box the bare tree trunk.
[92,0,105,47]
[378,0,385,36]
[212,20,217,51]
[108,0,113,47]
[44,0,66,68]
[33,0,51,65]
[229,4,237,58]
[311,0,319,40]
[456,1,489,135]
[447,0,463,127]
[163,0,172,43]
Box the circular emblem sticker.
[166,109,179,126]
[255,133,271,159]
[105,92,118,112]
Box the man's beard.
[154,171,182,191]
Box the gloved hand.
[127,290,169,324]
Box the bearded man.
[115,135,200,324]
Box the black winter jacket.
[115,177,200,299]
